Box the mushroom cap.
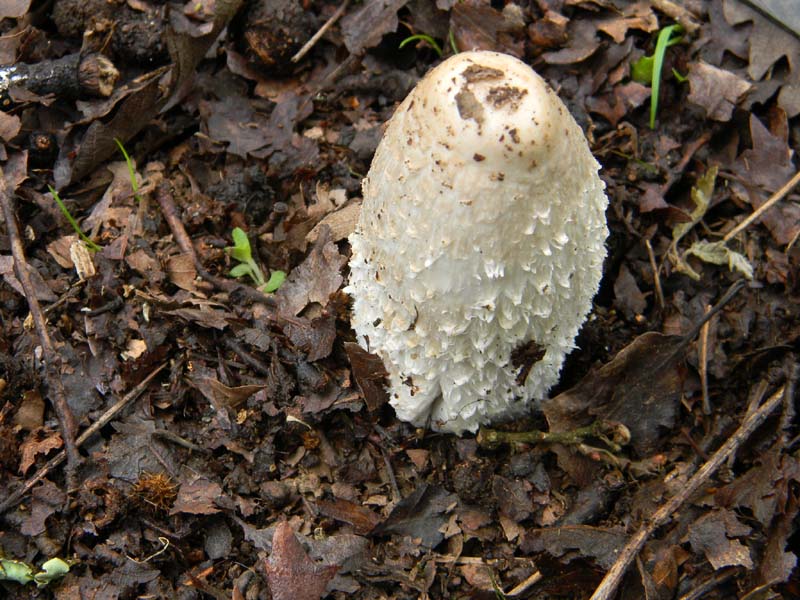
[347,51,608,433]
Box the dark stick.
[0,167,81,477]
[0,53,119,99]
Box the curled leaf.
[33,558,71,588]
[684,240,754,279]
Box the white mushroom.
[346,51,608,434]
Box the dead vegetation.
[0,1,798,599]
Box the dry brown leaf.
[19,430,63,475]
[274,227,346,316]
[170,479,223,515]
[265,522,338,600]
[687,61,751,122]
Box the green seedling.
[631,24,684,129]
[114,138,143,203]
[399,33,443,57]
[226,227,286,293]
[48,186,102,252]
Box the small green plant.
[399,33,443,57]
[631,24,684,129]
[48,186,102,252]
[114,138,143,203]
[226,227,286,293]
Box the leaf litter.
[0,1,798,599]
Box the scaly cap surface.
[347,51,608,433]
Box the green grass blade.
[114,138,142,203]
[48,186,101,252]
[399,34,443,57]
[448,29,459,55]
[650,24,682,129]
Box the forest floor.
[0,1,799,598]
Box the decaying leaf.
[450,1,526,57]
[372,484,458,549]
[316,498,382,535]
[345,342,389,411]
[522,525,627,570]
[274,227,346,317]
[543,331,686,456]
[731,114,800,245]
[687,509,754,570]
[687,61,751,122]
[21,480,66,537]
[684,239,753,279]
[170,478,223,515]
[666,165,754,281]
[265,522,337,600]
[340,0,409,55]
[672,166,717,244]
[0,256,58,302]
[19,431,63,475]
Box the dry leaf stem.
[291,0,350,63]
[722,169,800,243]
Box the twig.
[505,569,543,597]
[644,238,664,310]
[224,337,271,376]
[588,382,788,600]
[478,420,629,454]
[699,304,712,415]
[291,0,350,63]
[678,568,736,600]
[155,182,276,307]
[0,53,119,99]
[722,170,800,243]
[0,362,166,514]
[0,167,81,476]
[650,0,701,34]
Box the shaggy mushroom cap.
[346,51,608,434]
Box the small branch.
[223,337,271,376]
[478,420,630,454]
[291,0,350,63]
[505,569,543,597]
[588,382,788,600]
[650,0,701,34]
[723,170,800,243]
[0,362,167,514]
[0,167,81,475]
[699,304,712,415]
[0,53,119,99]
[644,238,664,310]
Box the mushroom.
[346,51,608,434]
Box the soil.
[0,1,799,599]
